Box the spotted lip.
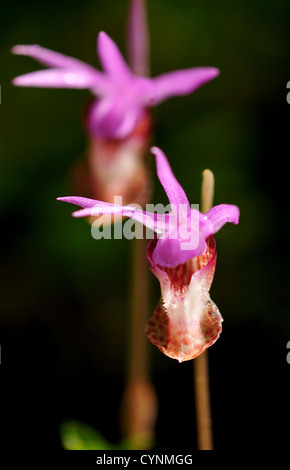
[145,236,223,362]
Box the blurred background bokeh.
[1,0,290,451]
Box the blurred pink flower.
[12,31,219,140]
[70,108,152,222]
[12,1,220,213]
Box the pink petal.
[152,231,207,268]
[151,146,190,219]
[126,0,150,76]
[12,68,106,89]
[146,236,222,362]
[206,204,240,234]
[11,44,97,71]
[97,32,132,79]
[86,95,142,139]
[148,67,220,105]
[57,196,169,234]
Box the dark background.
[1,0,289,452]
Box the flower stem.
[193,169,214,450]
[120,233,157,449]
[121,3,154,445]
[128,236,151,382]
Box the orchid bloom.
[70,109,152,219]
[12,1,219,212]
[12,33,219,140]
[58,147,239,362]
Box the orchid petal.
[198,212,214,240]
[133,76,156,103]
[11,44,98,72]
[151,146,190,218]
[206,204,240,234]
[127,0,150,76]
[148,67,220,105]
[97,32,132,79]
[57,196,170,234]
[153,230,207,268]
[86,95,141,139]
[12,68,106,89]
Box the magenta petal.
[151,147,190,219]
[149,67,220,105]
[97,32,131,79]
[12,68,106,89]
[11,44,97,71]
[153,235,207,268]
[57,196,168,234]
[57,196,109,209]
[86,95,141,139]
[206,204,240,234]
[198,212,214,240]
[127,0,150,76]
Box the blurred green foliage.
[60,420,114,450]
[60,419,155,450]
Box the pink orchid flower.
[58,147,239,362]
[12,32,219,140]
[12,1,219,213]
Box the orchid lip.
[145,236,223,362]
